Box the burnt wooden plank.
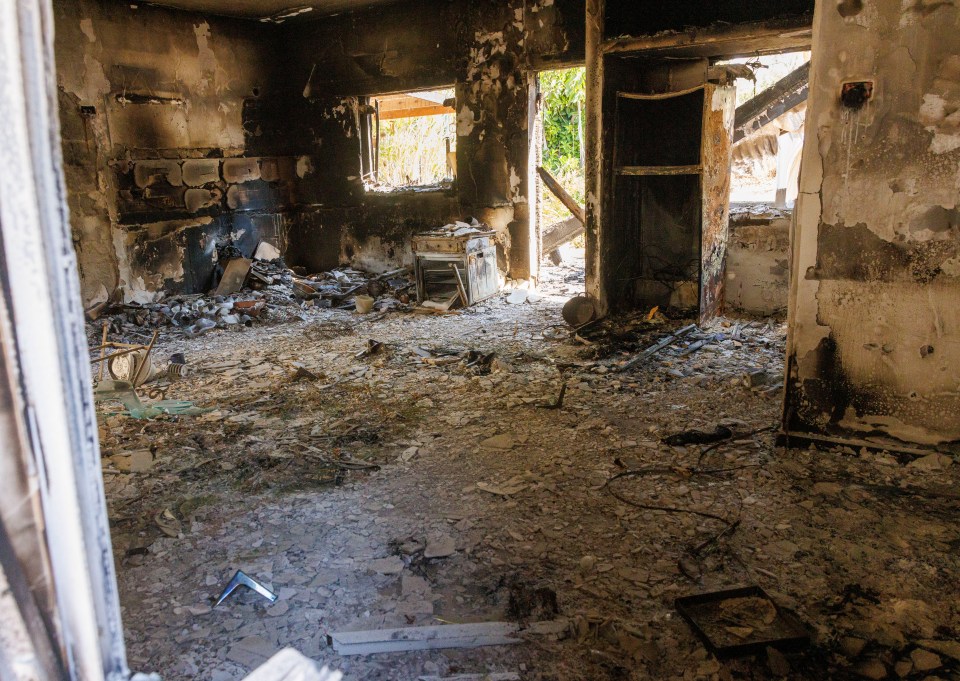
[733,61,809,143]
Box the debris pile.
[88,253,415,343]
[418,217,487,238]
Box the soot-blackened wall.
[55,0,295,304]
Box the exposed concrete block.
[134,160,182,188]
[226,182,275,211]
[259,158,281,183]
[276,157,297,182]
[139,185,186,213]
[182,159,221,186]
[184,187,222,213]
[223,158,261,183]
[259,158,299,183]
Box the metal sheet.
[466,246,499,304]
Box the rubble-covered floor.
[97,258,960,681]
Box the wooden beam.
[543,216,585,255]
[329,620,569,656]
[537,166,585,224]
[617,165,702,176]
[379,105,455,120]
[601,17,812,60]
[331,621,520,655]
[733,61,810,143]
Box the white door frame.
[0,0,128,679]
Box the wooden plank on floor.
[418,674,521,681]
[329,620,569,656]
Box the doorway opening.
[537,67,586,274]
[715,50,810,317]
[719,50,810,207]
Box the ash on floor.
[98,257,960,681]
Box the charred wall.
[603,0,813,41]
[55,0,586,296]
[275,0,585,280]
[583,0,813,317]
[55,0,288,304]
[787,0,960,445]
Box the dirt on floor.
[93,256,960,681]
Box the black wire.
[696,426,776,468]
[604,426,776,581]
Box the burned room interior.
[2,0,960,679]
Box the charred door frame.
[584,0,813,318]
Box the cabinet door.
[700,82,736,322]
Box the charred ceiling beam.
[601,17,812,60]
[733,61,809,143]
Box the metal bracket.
[214,571,278,607]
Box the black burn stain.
[810,222,960,283]
[788,336,960,443]
[130,214,284,295]
[787,335,851,433]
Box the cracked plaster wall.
[787,0,960,445]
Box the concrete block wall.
[725,205,791,316]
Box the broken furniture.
[413,225,499,307]
[675,586,809,658]
[593,54,736,321]
[90,328,159,385]
[93,379,209,419]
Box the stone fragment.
[907,453,952,471]
[916,640,960,661]
[910,648,942,671]
[369,556,404,575]
[401,575,430,596]
[266,601,289,617]
[893,659,912,677]
[481,433,515,450]
[110,449,153,472]
[854,659,887,680]
[840,636,867,658]
[424,535,456,559]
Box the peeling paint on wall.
[786,0,960,445]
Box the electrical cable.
[604,426,776,580]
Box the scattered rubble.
[94,253,958,681]
[88,254,416,345]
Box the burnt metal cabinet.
[412,232,500,305]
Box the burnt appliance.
[412,229,499,307]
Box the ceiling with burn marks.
[142,0,407,21]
